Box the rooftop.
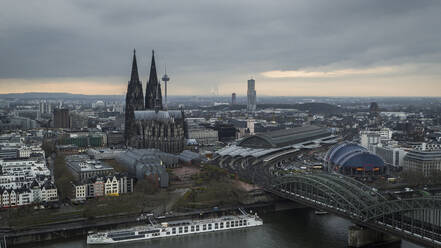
[325,142,384,168]
[404,149,441,161]
[66,155,114,172]
[238,125,331,148]
[134,110,183,123]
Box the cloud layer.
[1,0,441,96]
[261,66,399,78]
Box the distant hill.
[258,103,344,114]
[203,102,344,114]
[0,92,124,100]
[0,93,344,114]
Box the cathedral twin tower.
[126,49,162,113]
[124,50,186,153]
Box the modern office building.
[403,150,441,176]
[232,93,237,105]
[187,128,218,146]
[39,101,52,115]
[360,128,393,152]
[107,131,125,147]
[186,119,218,146]
[53,108,70,128]
[0,148,18,159]
[247,79,256,112]
[65,155,114,181]
[374,146,407,168]
[247,119,255,135]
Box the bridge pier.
[348,225,401,248]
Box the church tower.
[125,49,145,145]
[145,50,163,110]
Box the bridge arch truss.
[266,173,441,247]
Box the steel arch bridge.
[264,173,441,247]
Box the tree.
[400,169,426,186]
[53,155,75,200]
[134,179,159,195]
[427,170,441,185]
[42,140,55,156]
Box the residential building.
[18,147,32,158]
[92,177,104,197]
[41,181,58,202]
[73,184,87,201]
[104,176,119,196]
[118,175,134,194]
[0,148,18,159]
[72,174,134,201]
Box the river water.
[27,209,421,248]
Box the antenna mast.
[162,65,170,110]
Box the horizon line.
[1,92,441,98]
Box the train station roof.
[237,125,331,148]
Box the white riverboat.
[87,211,263,244]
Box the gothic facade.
[134,111,185,153]
[125,50,186,154]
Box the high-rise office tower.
[232,93,236,105]
[46,102,52,114]
[53,108,70,128]
[39,100,52,114]
[247,79,256,112]
[39,101,46,114]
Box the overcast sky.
[1,0,441,96]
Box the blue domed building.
[325,142,385,177]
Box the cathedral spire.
[130,49,139,83]
[149,50,157,84]
[145,50,163,110]
[125,48,144,146]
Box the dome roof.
[326,142,384,170]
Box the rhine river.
[26,209,421,248]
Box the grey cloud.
[0,0,440,82]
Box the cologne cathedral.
[124,50,186,153]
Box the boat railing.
[148,216,158,226]
[238,208,248,216]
